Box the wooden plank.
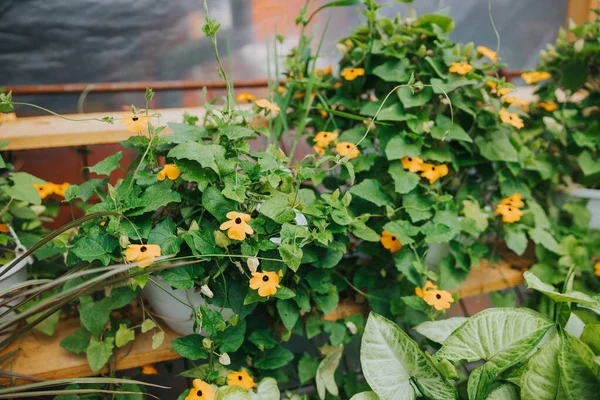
[566,0,599,27]
[456,260,525,299]
[0,316,181,386]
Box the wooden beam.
[566,0,599,40]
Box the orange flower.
[538,101,557,112]
[157,164,180,181]
[236,93,256,102]
[51,182,70,197]
[477,45,497,62]
[449,62,473,75]
[33,184,53,200]
[277,86,285,94]
[255,99,280,115]
[219,212,254,240]
[313,131,338,148]
[415,281,438,298]
[125,244,161,268]
[0,224,9,233]
[335,142,360,159]
[486,81,497,91]
[495,204,523,223]
[320,110,328,119]
[401,156,424,173]
[333,82,343,89]
[313,146,325,156]
[503,96,529,111]
[185,379,215,400]
[249,271,280,297]
[498,87,513,96]
[500,193,525,208]
[423,289,455,311]
[420,163,449,184]
[340,68,365,81]
[120,113,151,133]
[521,71,551,85]
[499,108,524,129]
[380,230,402,252]
[595,263,600,277]
[227,370,255,390]
[141,364,159,375]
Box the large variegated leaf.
[361,313,458,400]
[559,330,600,399]
[350,392,380,400]
[485,383,519,400]
[436,308,554,400]
[250,378,280,400]
[215,385,251,400]
[414,317,468,344]
[524,271,600,314]
[316,345,343,400]
[521,332,562,399]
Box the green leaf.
[161,264,205,289]
[298,353,320,385]
[249,330,277,350]
[436,308,554,400]
[388,163,419,194]
[60,329,90,355]
[215,386,251,400]
[88,152,122,176]
[414,318,468,345]
[115,324,135,347]
[217,320,247,353]
[148,219,182,255]
[383,220,419,245]
[521,332,561,400]
[349,179,391,207]
[361,313,458,400]
[377,103,417,122]
[528,201,551,230]
[259,194,295,224]
[403,191,433,222]
[250,377,280,400]
[384,136,420,160]
[562,202,592,230]
[485,383,519,400]
[162,122,206,144]
[476,133,518,162]
[430,114,472,142]
[461,200,488,234]
[6,172,45,205]
[86,337,114,374]
[372,60,410,82]
[414,14,455,33]
[277,299,300,331]
[351,220,380,242]
[141,319,156,333]
[577,151,600,176]
[202,186,237,223]
[168,142,225,174]
[221,125,255,140]
[581,324,600,354]
[524,271,600,310]
[152,331,165,349]
[559,330,600,398]
[183,230,221,257]
[397,86,433,108]
[504,228,528,256]
[135,181,181,215]
[200,305,226,336]
[316,345,343,400]
[254,346,294,370]
[171,334,209,360]
[528,228,563,255]
[71,237,110,266]
[279,244,303,272]
[350,392,379,400]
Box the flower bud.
[219,353,231,366]
[119,235,130,248]
[234,261,244,273]
[346,321,358,335]
[200,284,214,298]
[247,257,260,273]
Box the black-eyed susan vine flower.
[476,45,497,62]
[335,142,360,159]
[227,369,255,390]
[219,212,254,240]
[495,204,523,223]
[538,101,557,112]
[340,67,365,81]
[415,280,437,298]
[51,182,70,197]
[521,71,551,85]
[277,86,285,94]
[249,271,280,297]
[255,98,280,114]
[503,96,529,112]
[313,146,325,156]
[185,379,215,400]
[333,81,343,89]
[319,109,328,119]
[315,65,333,75]
[141,364,159,375]
[499,108,524,129]
[420,163,449,184]
[120,113,151,133]
[313,131,338,148]
[33,183,53,200]
[500,193,525,208]
[423,289,455,311]
[401,156,424,173]
[380,229,402,252]
[157,164,180,181]
[125,244,161,268]
[236,92,256,102]
[595,262,600,277]
[449,62,472,75]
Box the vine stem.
[148,278,194,310]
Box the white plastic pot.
[568,188,600,229]
[142,275,234,335]
[424,242,450,269]
[0,226,33,329]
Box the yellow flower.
[521,71,551,85]
[141,364,159,375]
[157,164,180,181]
[255,99,280,115]
[0,113,17,123]
[315,65,333,75]
[125,244,161,268]
[486,81,497,90]
[335,142,360,159]
[334,82,343,89]
[499,108,524,129]
[341,68,365,81]
[313,146,325,156]
[495,204,523,223]
[33,184,53,200]
[401,156,424,173]
[219,212,254,240]
[0,224,9,233]
[120,113,151,133]
[420,163,449,184]
[277,86,285,94]
[319,110,328,119]
[380,230,402,253]
[51,182,70,197]
[498,87,513,96]
[185,379,215,400]
[449,62,473,75]
[503,96,529,111]
[477,45,497,62]
[538,101,557,112]
[313,131,338,148]
[249,271,280,297]
[595,263,600,277]
[500,193,525,208]
[415,281,438,298]
[227,370,255,390]
[423,289,455,311]
[236,93,256,102]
